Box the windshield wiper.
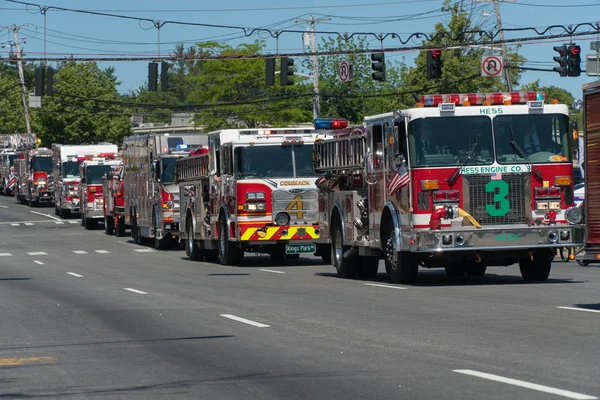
[240,173,278,188]
[447,131,478,186]
[509,127,543,181]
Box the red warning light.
[432,49,442,58]
[571,45,581,55]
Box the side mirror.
[152,160,160,181]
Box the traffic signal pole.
[11,25,32,135]
[492,0,513,92]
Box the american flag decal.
[386,162,410,196]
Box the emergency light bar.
[314,118,349,130]
[419,92,546,107]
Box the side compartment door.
[209,136,221,239]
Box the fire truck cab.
[14,147,54,207]
[177,127,333,264]
[314,92,584,283]
[79,157,122,229]
[0,150,18,196]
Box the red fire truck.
[576,82,600,264]
[0,134,35,196]
[79,156,121,229]
[14,147,54,207]
[177,127,333,264]
[102,164,127,236]
[313,92,584,283]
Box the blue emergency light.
[314,118,349,130]
[176,144,189,150]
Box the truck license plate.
[285,243,316,254]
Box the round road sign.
[338,61,350,82]
[481,56,503,77]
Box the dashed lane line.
[94,250,110,254]
[68,220,79,224]
[453,370,598,400]
[134,249,156,253]
[557,306,600,314]
[24,223,34,226]
[0,205,8,208]
[124,288,148,295]
[220,314,270,328]
[33,261,44,265]
[54,221,64,225]
[27,252,47,256]
[0,253,12,256]
[73,250,88,254]
[67,272,83,278]
[10,223,19,226]
[363,283,407,290]
[259,269,286,274]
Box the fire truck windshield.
[409,116,494,167]
[161,158,177,183]
[7,154,18,166]
[85,165,112,184]
[493,114,571,164]
[33,156,52,173]
[234,144,314,178]
[62,161,80,178]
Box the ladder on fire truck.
[0,134,37,150]
[176,153,210,182]
[313,131,367,175]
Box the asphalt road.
[0,195,599,399]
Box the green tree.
[0,74,27,133]
[33,61,131,146]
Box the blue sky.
[1,0,598,100]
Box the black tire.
[445,264,466,277]
[186,222,203,261]
[519,249,553,282]
[59,208,69,219]
[28,197,35,207]
[358,256,379,279]
[466,263,487,276]
[105,216,114,235]
[320,245,332,265]
[55,205,60,216]
[270,246,286,262]
[383,222,418,284]
[576,260,590,266]
[218,215,242,265]
[331,219,358,279]
[81,211,85,226]
[115,216,126,237]
[84,216,95,230]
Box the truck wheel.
[59,208,69,219]
[105,216,114,235]
[55,205,60,216]
[465,262,487,276]
[84,217,95,230]
[28,198,36,207]
[519,249,553,282]
[331,219,358,279]
[115,217,126,237]
[218,215,242,265]
[186,223,203,261]
[383,223,417,284]
[358,256,379,279]
[270,246,286,262]
[444,265,466,277]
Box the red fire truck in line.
[102,164,127,236]
[0,134,35,196]
[79,155,122,229]
[14,147,54,207]
[177,127,333,264]
[313,92,584,283]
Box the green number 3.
[485,180,510,217]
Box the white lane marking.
[124,288,148,295]
[33,260,44,265]
[73,250,88,255]
[29,210,62,221]
[68,220,79,224]
[557,306,600,314]
[259,269,286,274]
[10,223,19,226]
[54,221,64,225]
[27,252,47,256]
[220,314,270,328]
[0,205,8,208]
[453,370,598,400]
[0,253,12,256]
[134,249,155,253]
[67,272,83,278]
[0,220,49,225]
[363,283,407,290]
[24,222,34,226]
[94,250,110,254]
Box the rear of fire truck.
[102,164,127,237]
[577,82,600,264]
[80,158,122,229]
[315,92,584,284]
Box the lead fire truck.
[0,134,35,196]
[79,155,121,229]
[14,147,54,207]
[52,143,119,218]
[313,92,584,284]
[177,127,332,265]
[123,132,207,249]
[576,82,600,264]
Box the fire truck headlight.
[548,201,561,210]
[565,206,583,225]
[275,212,290,226]
[535,201,549,211]
[245,202,266,212]
[246,192,266,201]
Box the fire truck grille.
[272,188,318,224]
[463,173,530,226]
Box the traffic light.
[427,49,443,79]
[280,57,294,86]
[568,45,581,77]
[371,52,385,81]
[148,62,158,92]
[553,45,569,77]
[265,58,275,87]
[160,62,169,91]
[46,67,54,96]
[35,66,44,97]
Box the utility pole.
[294,15,330,120]
[11,25,33,135]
